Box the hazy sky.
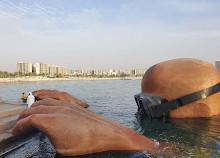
[0,0,220,72]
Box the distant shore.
[0,76,142,84]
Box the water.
[0,80,219,157]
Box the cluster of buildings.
[81,68,147,76]
[16,60,220,77]
[17,62,148,77]
[17,62,68,77]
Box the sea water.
[0,80,219,157]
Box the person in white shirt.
[27,92,35,108]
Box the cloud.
[164,0,216,13]
[0,0,102,36]
[0,0,220,72]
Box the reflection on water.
[1,132,56,158]
[0,80,219,157]
[135,115,220,157]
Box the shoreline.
[0,76,142,84]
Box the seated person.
[12,58,220,156]
[18,92,27,102]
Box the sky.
[0,0,220,72]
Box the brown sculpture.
[142,58,220,118]
[12,58,220,156]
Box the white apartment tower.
[54,65,67,76]
[35,62,49,74]
[49,65,57,77]
[135,68,147,76]
[17,62,33,74]
[94,69,108,75]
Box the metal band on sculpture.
[135,82,220,118]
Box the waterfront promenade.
[0,97,26,143]
[0,76,142,84]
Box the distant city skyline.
[0,0,220,72]
[16,61,147,77]
[15,61,148,72]
[1,58,219,73]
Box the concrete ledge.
[0,131,13,142]
[0,115,19,134]
[0,107,25,119]
[0,129,13,143]
[0,102,26,143]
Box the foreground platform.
[0,98,26,143]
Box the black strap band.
[156,82,220,116]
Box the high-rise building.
[119,70,130,75]
[48,65,57,77]
[215,60,220,71]
[57,66,63,75]
[17,62,33,74]
[32,65,36,74]
[35,62,49,74]
[35,64,40,74]
[135,68,147,76]
[131,70,135,76]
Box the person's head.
[140,58,220,118]
[22,93,25,95]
